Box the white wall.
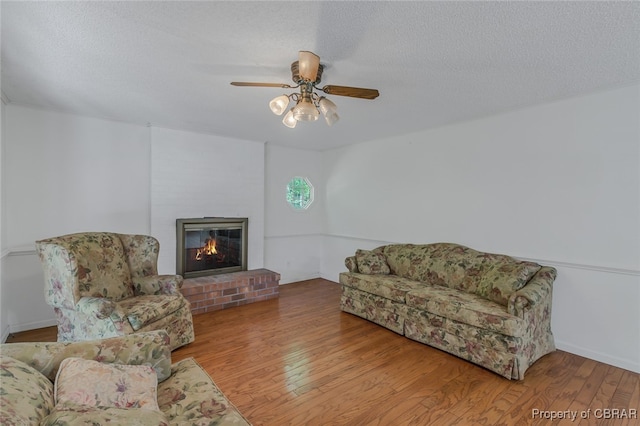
[320,85,640,373]
[0,106,267,336]
[150,127,265,274]
[1,106,152,335]
[1,96,7,341]
[264,144,324,283]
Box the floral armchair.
[35,232,194,350]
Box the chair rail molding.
[324,233,640,277]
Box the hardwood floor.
[6,279,639,425]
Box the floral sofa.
[340,243,557,380]
[36,232,194,350]
[0,330,250,425]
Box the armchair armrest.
[507,266,557,318]
[132,274,184,296]
[76,297,117,319]
[0,331,172,383]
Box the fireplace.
[176,217,248,278]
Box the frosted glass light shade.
[282,109,297,128]
[298,51,320,82]
[269,95,290,115]
[292,99,319,121]
[318,97,337,115]
[324,112,339,126]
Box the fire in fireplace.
[176,217,248,278]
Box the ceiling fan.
[231,51,380,128]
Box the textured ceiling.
[2,1,639,151]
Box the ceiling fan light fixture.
[269,95,290,115]
[231,51,379,129]
[282,109,297,128]
[292,98,319,122]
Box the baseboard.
[1,324,10,343]
[555,340,639,374]
[320,273,339,284]
[8,319,57,335]
[278,272,322,285]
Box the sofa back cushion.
[383,243,480,289]
[382,243,540,306]
[0,355,55,425]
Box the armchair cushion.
[76,296,117,319]
[0,355,55,424]
[54,357,160,410]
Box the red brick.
[182,270,280,315]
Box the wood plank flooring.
[5,279,639,425]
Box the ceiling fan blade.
[230,82,294,88]
[298,51,320,82]
[320,85,380,100]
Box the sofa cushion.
[55,357,160,410]
[41,403,169,426]
[340,273,424,303]
[383,243,481,290]
[0,355,55,425]
[476,256,541,305]
[159,358,251,425]
[118,294,187,331]
[406,285,526,337]
[355,249,390,275]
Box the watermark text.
[532,408,637,421]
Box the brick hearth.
[180,269,280,315]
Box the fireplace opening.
[176,217,248,278]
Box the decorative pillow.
[476,260,541,306]
[355,249,390,275]
[54,358,160,411]
[0,355,55,425]
[345,256,358,273]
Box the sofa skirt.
[340,285,553,380]
[340,286,405,335]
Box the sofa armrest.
[132,275,184,296]
[508,266,557,318]
[0,330,172,383]
[76,296,117,319]
[345,256,359,273]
